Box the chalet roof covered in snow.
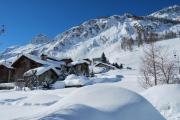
[12,54,64,68]
[23,65,60,77]
[67,60,89,66]
[0,62,14,69]
[12,54,47,65]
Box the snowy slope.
[0,5,180,62]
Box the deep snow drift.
[25,84,165,120]
[142,84,180,120]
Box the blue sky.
[0,0,179,51]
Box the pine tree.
[101,52,107,63]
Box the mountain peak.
[31,34,51,44]
[169,5,180,9]
[150,5,180,21]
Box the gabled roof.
[11,54,63,68]
[12,54,47,66]
[23,65,60,77]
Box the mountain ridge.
[0,5,180,62]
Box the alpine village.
[0,52,122,90]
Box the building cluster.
[0,53,117,89]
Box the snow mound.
[63,74,122,87]
[29,84,165,120]
[64,74,89,87]
[51,81,65,89]
[142,84,180,120]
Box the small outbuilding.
[23,66,60,87]
[67,60,89,76]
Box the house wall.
[69,63,89,76]
[0,66,14,83]
[38,70,58,85]
[13,56,42,80]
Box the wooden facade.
[38,69,58,84]
[0,65,14,83]
[12,55,43,81]
[24,69,59,86]
[68,63,89,76]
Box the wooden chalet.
[23,66,59,86]
[11,54,47,81]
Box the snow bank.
[51,81,65,89]
[64,75,89,87]
[28,84,165,120]
[63,73,122,87]
[142,84,180,120]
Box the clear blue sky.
[0,0,179,51]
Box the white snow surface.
[64,74,89,86]
[22,84,165,120]
[142,84,180,120]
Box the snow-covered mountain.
[1,5,180,62]
[150,5,180,21]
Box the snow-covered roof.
[95,62,116,69]
[67,60,89,67]
[46,59,65,67]
[12,54,63,68]
[23,65,60,77]
[0,62,13,69]
[12,54,47,65]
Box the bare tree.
[139,43,176,88]
[157,50,176,84]
[140,43,159,87]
